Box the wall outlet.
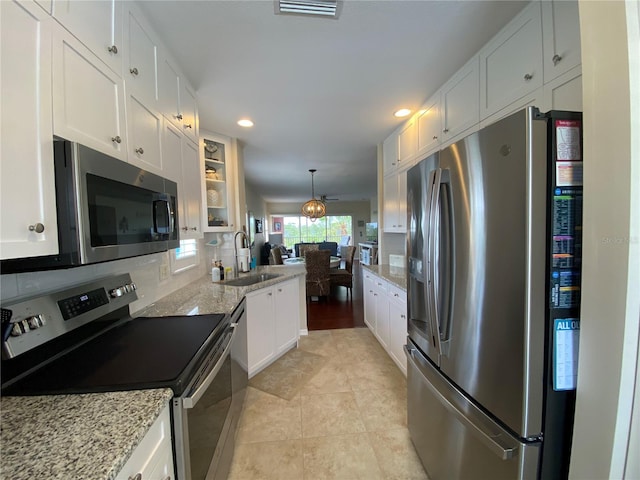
[159,264,170,281]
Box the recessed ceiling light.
[394,109,412,118]
[237,119,254,127]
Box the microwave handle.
[153,198,174,235]
[166,197,175,235]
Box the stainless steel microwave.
[1,139,179,273]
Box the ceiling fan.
[320,195,339,203]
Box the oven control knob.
[109,288,124,298]
[129,282,137,291]
[10,319,30,336]
[27,315,45,329]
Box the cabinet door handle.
[401,314,406,319]
[552,54,562,66]
[175,114,183,121]
[130,67,139,76]
[184,124,192,129]
[107,45,118,54]
[181,226,188,231]
[128,474,142,480]
[135,147,144,155]
[432,135,438,140]
[111,135,122,144]
[29,223,45,233]
[443,128,449,133]
[268,292,272,296]
[523,73,533,81]
[190,227,197,231]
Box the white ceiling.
[139,0,527,203]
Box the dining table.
[283,256,342,268]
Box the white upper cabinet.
[1,0,59,260]
[162,120,202,239]
[52,0,122,75]
[124,5,159,107]
[159,55,198,144]
[125,93,163,174]
[441,56,479,143]
[416,92,441,158]
[479,1,543,119]
[179,82,198,144]
[382,130,399,175]
[397,118,417,167]
[181,139,203,238]
[52,21,127,160]
[542,0,581,82]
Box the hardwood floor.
[306,261,365,330]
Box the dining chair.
[298,243,319,258]
[269,247,284,265]
[305,249,331,301]
[330,245,356,298]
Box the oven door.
[173,321,236,480]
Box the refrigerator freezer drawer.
[406,343,540,480]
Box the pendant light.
[301,169,326,222]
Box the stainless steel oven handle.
[182,324,237,409]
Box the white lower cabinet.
[373,278,389,349]
[115,403,174,480]
[388,284,408,375]
[363,271,376,332]
[246,278,301,377]
[363,270,408,376]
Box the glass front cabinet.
[200,131,237,232]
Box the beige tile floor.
[229,328,429,480]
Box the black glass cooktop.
[1,314,227,397]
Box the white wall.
[570,1,640,478]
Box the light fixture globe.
[301,169,326,222]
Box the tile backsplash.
[1,241,207,314]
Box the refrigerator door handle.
[405,344,520,461]
[427,168,442,354]
[428,168,443,354]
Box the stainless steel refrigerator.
[406,107,582,480]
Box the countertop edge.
[362,264,407,291]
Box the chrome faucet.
[234,231,250,272]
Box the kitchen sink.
[223,273,282,287]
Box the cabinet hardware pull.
[552,54,562,66]
[190,227,197,231]
[523,73,533,81]
[268,292,272,296]
[128,474,142,480]
[111,136,122,144]
[107,45,118,54]
[29,223,45,233]
[130,67,139,76]
[432,135,438,140]
[181,226,188,231]
[184,124,192,129]
[443,128,449,133]
[135,147,144,155]
[401,314,406,319]
[175,114,183,120]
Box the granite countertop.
[0,265,305,480]
[362,264,407,291]
[135,264,305,317]
[0,388,173,480]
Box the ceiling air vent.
[275,0,341,19]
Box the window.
[171,239,199,273]
[281,215,352,249]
